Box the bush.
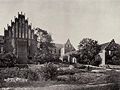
[58,69,76,75]
[106,56,120,65]
[0,52,17,67]
[38,63,58,80]
[0,67,39,81]
[18,69,39,81]
[57,75,70,81]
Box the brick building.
[4,12,37,64]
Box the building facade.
[61,39,76,56]
[4,12,37,64]
[52,39,76,63]
[99,39,120,66]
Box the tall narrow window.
[15,21,18,38]
[29,29,31,39]
[12,24,15,38]
[25,22,28,38]
[22,19,25,38]
[19,19,22,38]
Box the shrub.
[58,69,75,75]
[0,52,17,67]
[0,68,39,81]
[57,75,70,81]
[18,69,39,81]
[39,62,58,80]
[68,75,78,82]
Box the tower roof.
[65,38,76,50]
[66,39,70,44]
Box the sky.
[0,0,120,49]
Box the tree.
[78,38,100,65]
[91,54,102,66]
[34,28,55,64]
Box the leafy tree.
[91,54,102,66]
[34,28,55,64]
[78,38,100,65]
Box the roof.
[100,39,120,52]
[62,50,78,56]
[66,39,70,44]
[55,43,63,49]
[0,35,4,44]
[100,42,110,50]
[65,39,76,50]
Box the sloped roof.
[100,39,120,52]
[55,43,63,49]
[66,39,70,44]
[65,39,76,50]
[0,35,4,44]
[64,50,78,56]
[100,42,110,50]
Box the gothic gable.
[64,39,76,53]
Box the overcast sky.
[0,0,120,49]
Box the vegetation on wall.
[34,28,55,64]
[105,41,120,65]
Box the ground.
[0,63,119,90]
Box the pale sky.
[0,0,120,49]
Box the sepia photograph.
[0,0,120,90]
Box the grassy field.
[0,63,119,89]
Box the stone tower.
[4,12,37,64]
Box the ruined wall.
[64,39,75,54]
